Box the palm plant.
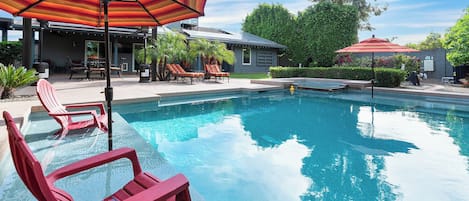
[213,42,235,65]
[189,38,235,68]
[137,32,188,81]
[0,63,38,99]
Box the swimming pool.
[118,90,469,201]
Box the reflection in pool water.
[122,91,469,201]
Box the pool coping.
[252,77,469,99]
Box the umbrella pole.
[104,0,113,151]
[371,52,375,98]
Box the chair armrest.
[124,174,190,201]
[65,102,106,116]
[49,110,100,125]
[46,148,143,183]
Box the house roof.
[0,17,12,29]
[11,18,171,36]
[182,28,286,49]
[8,17,286,49]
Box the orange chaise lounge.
[3,111,192,201]
[204,64,230,82]
[36,79,108,135]
[167,64,204,84]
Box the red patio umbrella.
[336,35,419,98]
[0,0,207,150]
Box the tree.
[309,0,387,31]
[0,41,22,66]
[0,64,38,99]
[443,8,469,66]
[419,33,443,50]
[406,32,443,50]
[137,32,188,80]
[189,38,235,67]
[298,2,359,66]
[242,4,297,64]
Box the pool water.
[120,91,469,201]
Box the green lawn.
[229,73,270,79]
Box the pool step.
[158,93,249,107]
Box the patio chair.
[167,64,204,84]
[36,79,108,136]
[204,64,230,82]
[2,111,192,201]
[67,57,87,79]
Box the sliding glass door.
[85,40,106,67]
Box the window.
[85,40,106,66]
[242,48,251,65]
[85,40,105,59]
[257,51,274,67]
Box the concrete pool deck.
[0,74,282,122]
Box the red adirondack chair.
[3,111,192,201]
[36,79,108,135]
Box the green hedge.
[270,66,407,87]
[0,41,22,66]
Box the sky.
[1,0,468,45]
[197,0,469,45]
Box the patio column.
[113,39,118,65]
[22,18,33,69]
[1,28,6,41]
[151,27,157,81]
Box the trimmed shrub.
[270,66,406,87]
[374,68,407,87]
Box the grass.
[229,73,270,79]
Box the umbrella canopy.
[0,0,207,150]
[336,35,419,53]
[336,35,419,98]
[0,0,206,27]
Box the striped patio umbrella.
[336,35,419,98]
[0,0,207,150]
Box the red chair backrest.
[36,79,70,127]
[3,111,58,201]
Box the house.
[6,18,286,74]
[180,27,286,73]
[168,19,286,73]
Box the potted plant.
[0,63,38,99]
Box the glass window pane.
[242,48,251,65]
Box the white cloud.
[387,2,439,11]
[199,1,258,31]
[284,1,313,14]
[417,8,466,22]
[374,22,455,29]
[199,0,313,32]
[392,33,434,45]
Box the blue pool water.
[119,90,469,201]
